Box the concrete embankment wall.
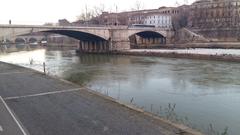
[172,28,240,49]
[114,50,240,63]
[192,28,240,42]
[173,28,209,44]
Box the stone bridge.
[0,25,173,52]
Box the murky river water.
[0,48,240,135]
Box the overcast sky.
[0,0,195,25]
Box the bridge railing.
[0,24,172,31]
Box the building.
[89,6,180,28]
[189,0,240,28]
[143,14,172,28]
[128,7,179,28]
[188,0,240,41]
[58,19,71,26]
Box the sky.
[0,0,195,25]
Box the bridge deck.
[0,62,194,135]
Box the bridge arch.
[3,39,11,43]
[43,30,110,53]
[129,31,167,49]
[15,38,26,44]
[43,30,108,41]
[29,37,38,43]
[128,30,166,38]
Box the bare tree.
[77,5,94,21]
[77,4,106,21]
[132,0,144,11]
[93,3,105,16]
[76,13,85,21]
[175,1,180,6]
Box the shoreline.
[112,49,240,63]
[130,42,240,49]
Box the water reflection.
[0,49,240,135]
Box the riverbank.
[131,42,240,49]
[0,61,203,135]
[172,42,240,49]
[113,49,240,62]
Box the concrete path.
[0,96,27,135]
[0,62,194,135]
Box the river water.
[0,48,240,135]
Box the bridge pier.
[130,35,167,49]
[78,40,110,53]
[110,40,131,51]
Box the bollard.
[151,104,153,113]
[130,97,134,103]
[43,62,46,74]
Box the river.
[0,48,239,135]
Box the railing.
[0,24,171,31]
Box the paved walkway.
[0,96,26,135]
[0,62,198,135]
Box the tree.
[76,4,106,22]
[76,5,93,21]
[93,3,105,17]
[132,0,144,11]
[175,1,180,7]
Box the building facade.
[143,14,172,28]
[93,7,180,29]
[188,0,240,41]
[189,0,240,28]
